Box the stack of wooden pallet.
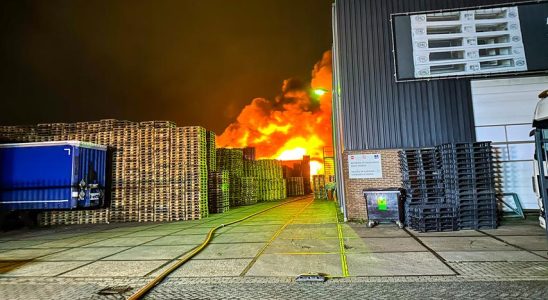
[110,120,140,222]
[138,121,175,222]
[64,123,77,140]
[154,121,174,222]
[287,177,305,196]
[75,122,91,142]
[35,124,52,142]
[217,148,243,207]
[50,123,67,141]
[240,176,258,206]
[0,125,36,142]
[171,127,186,221]
[208,170,230,213]
[181,126,208,219]
[138,121,156,222]
[206,131,217,172]
[244,159,286,201]
[205,130,219,215]
[0,119,222,225]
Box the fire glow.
[217,51,333,175]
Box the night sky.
[0,0,333,135]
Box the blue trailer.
[0,141,108,211]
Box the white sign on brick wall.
[348,154,382,179]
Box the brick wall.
[342,149,402,221]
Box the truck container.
[0,141,108,210]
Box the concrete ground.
[0,196,547,299]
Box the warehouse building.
[331,0,548,221]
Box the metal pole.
[332,2,347,221]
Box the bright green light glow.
[313,88,328,96]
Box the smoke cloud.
[217,50,333,161]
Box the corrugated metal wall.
[334,0,532,150]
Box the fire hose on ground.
[127,196,309,300]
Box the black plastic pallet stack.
[400,149,456,232]
[408,205,458,232]
[437,142,497,230]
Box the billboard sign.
[391,1,548,81]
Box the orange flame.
[217,51,333,176]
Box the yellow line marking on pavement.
[336,206,350,277]
[271,252,340,255]
[128,196,308,300]
[239,197,315,276]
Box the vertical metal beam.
[332,2,347,221]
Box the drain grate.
[295,273,327,282]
